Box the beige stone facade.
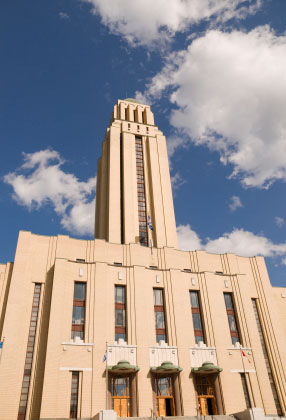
[0,99,285,420]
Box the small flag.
[148,216,153,231]
[242,350,251,363]
[0,342,3,349]
[102,352,107,363]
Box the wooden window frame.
[224,293,241,344]
[115,285,127,341]
[190,291,205,344]
[71,282,86,340]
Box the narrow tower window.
[17,283,41,420]
[71,282,86,341]
[190,291,205,344]
[70,371,80,419]
[115,285,126,341]
[153,289,167,343]
[252,299,282,415]
[125,107,128,121]
[135,136,148,246]
[224,293,241,345]
[240,373,251,409]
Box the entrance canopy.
[192,361,222,375]
[151,361,182,374]
[108,360,140,374]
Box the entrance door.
[196,376,218,416]
[155,376,175,416]
[112,376,130,417]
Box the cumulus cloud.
[229,195,243,212]
[4,149,96,236]
[141,26,286,188]
[177,224,286,259]
[84,0,261,47]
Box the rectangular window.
[135,136,148,247]
[240,373,251,409]
[252,299,282,415]
[70,371,79,419]
[115,286,126,341]
[224,293,241,345]
[71,282,86,341]
[190,291,205,344]
[153,289,167,343]
[18,283,41,420]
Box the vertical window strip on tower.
[115,286,126,341]
[70,371,80,419]
[190,291,205,344]
[71,282,86,341]
[153,289,167,343]
[252,299,282,415]
[17,283,41,420]
[224,293,241,345]
[240,373,251,409]
[135,136,148,246]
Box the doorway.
[196,375,218,416]
[111,376,130,417]
[155,376,175,416]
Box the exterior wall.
[0,231,285,419]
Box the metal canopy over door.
[112,376,130,417]
[196,375,217,416]
[155,376,175,416]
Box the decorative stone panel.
[190,342,217,368]
[149,341,178,367]
[107,339,137,366]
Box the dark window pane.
[154,289,163,306]
[228,314,237,332]
[71,330,84,340]
[156,334,166,343]
[232,336,240,345]
[115,332,126,341]
[155,311,165,328]
[115,286,125,303]
[115,309,125,327]
[72,306,85,325]
[195,335,204,344]
[74,283,86,300]
[224,293,233,309]
[192,313,202,330]
[190,291,199,308]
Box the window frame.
[190,291,205,344]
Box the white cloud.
[84,0,261,47]
[177,224,202,251]
[141,26,286,188]
[59,12,70,19]
[167,135,189,159]
[229,195,243,212]
[4,149,96,236]
[177,224,286,259]
[171,172,186,192]
[275,216,284,228]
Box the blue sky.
[1,0,286,286]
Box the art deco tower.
[95,98,178,249]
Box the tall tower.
[95,98,178,249]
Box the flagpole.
[0,337,5,364]
[106,341,108,410]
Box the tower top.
[123,98,142,104]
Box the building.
[0,98,285,420]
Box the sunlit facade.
[0,99,285,420]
